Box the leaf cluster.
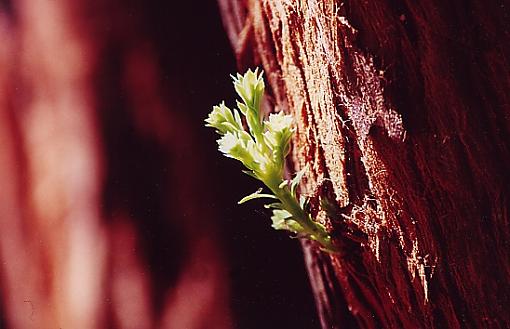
[206,69,337,252]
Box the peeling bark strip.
[219,0,510,328]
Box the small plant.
[205,69,337,252]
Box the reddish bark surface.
[219,0,510,328]
[0,1,322,328]
[0,1,234,328]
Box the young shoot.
[205,68,337,252]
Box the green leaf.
[236,101,248,116]
[291,164,309,196]
[232,68,265,110]
[205,102,242,135]
[220,122,240,133]
[242,170,258,179]
[233,109,243,128]
[299,195,309,209]
[271,209,293,230]
[271,209,305,234]
[239,188,277,204]
[266,112,293,133]
[264,202,283,209]
[285,219,305,234]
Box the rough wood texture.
[218,0,510,328]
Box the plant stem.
[267,179,338,252]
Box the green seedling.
[205,68,337,252]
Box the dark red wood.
[218,0,510,328]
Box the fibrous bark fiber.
[218,0,510,328]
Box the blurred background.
[0,0,319,328]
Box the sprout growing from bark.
[206,68,337,252]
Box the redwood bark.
[0,1,232,328]
[218,0,510,328]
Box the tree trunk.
[0,1,232,328]
[218,0,510,328]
